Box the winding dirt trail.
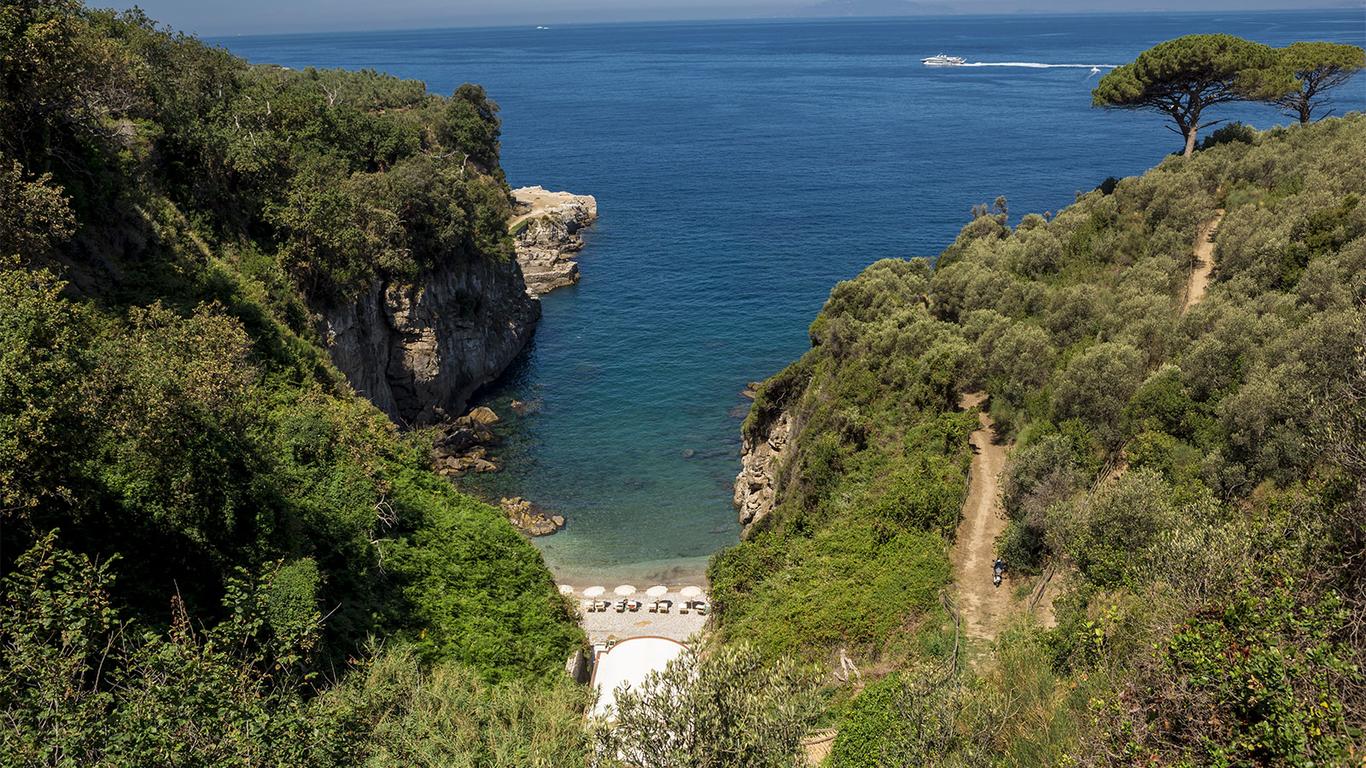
[950,393,1012,641]
[1184,209,1225,311]
[939,209,1228,657]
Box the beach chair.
[615,599,627,613]
[655,599,672,614]
[582,599,595,614]
[695,601,710,616]
[627,599,641,612]
[680,601,691,615]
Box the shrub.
[1049,470,1178,588]
[1198,121,1257,150]
[595,643,821,768]
[1052,342,1146,448]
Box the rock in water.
[510,398,542,416]
[431,416,500,475]
[510,186,598,296]
[501,496,565,536]
[466,405,500,425]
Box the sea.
[217,10,1366,586]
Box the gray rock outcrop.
[510,186,598,296]
[319,251,539,427]
[733,411,792,538]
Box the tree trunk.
[1299,103,1311,125]
[1183,126,1198,157]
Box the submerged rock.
[501,496,565,536]
[510,398,542,416]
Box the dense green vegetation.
[5,3,1363,762]
[710,115,1366,763]
[1,0,581,762]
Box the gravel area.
[571,588,710,644]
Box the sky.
[113,0,1359,37]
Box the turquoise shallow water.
[220,11,1365,584]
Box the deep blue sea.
[218,11,1366,585]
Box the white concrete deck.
[590,636,688,720]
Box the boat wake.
[959,62,1118,69]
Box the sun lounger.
[650,599,672,613]
[695,601,710,615]
[615,599,627,612]
[627,599,641,612]
[582,600,595,613]
[680,602,690,615]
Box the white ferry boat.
[922,54,967,67]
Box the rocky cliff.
[511,186,598,296]
[318,251,539,427]
[733,410,793,538]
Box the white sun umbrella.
[679,585,703,598]
[614,584,638,597]
[582,585,606,598]
[645,585,668,598]
[558,584,575,596]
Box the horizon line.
[201,5,1361,41]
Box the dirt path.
[1183,209,1225,311]
[950,393,1012,641]
[802,729,838,766]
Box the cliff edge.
[319,186,597,429]
[511,186,599,295]
[734,407,795,539]
[319,251,539,427]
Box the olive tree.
[1047,469,1179,588]
[983,322,1056,407]
[1093,34,1290,157]
[1052,341,1146,447]
[1267,42,1366,124]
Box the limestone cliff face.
[733,411,792,538]
[511,186,598,296]
[319,252,539,427]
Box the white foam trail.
[959,62,1119,69]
